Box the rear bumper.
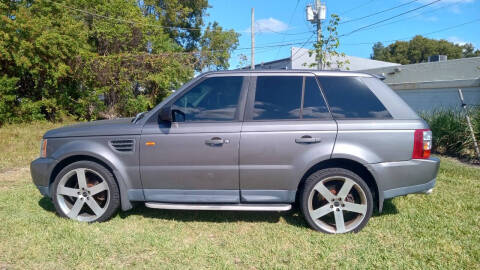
[383,178,436,199]
[367,157,440,209]
[30,157,58,197]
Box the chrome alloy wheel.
[56,168,110,222]
[307,176,368,233]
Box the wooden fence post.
[458,88,480,160]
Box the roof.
[239,47,399,71]
[239,58,290,70]
[360,56,480,84]
[290,47,400,71]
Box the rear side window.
[252,76,302,120]
[317,76,391,119]
[303,77,330,119]
[251,76,330,120]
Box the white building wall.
[396,86,480,112]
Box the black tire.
[300,168,373,233]
[51,161,120,222]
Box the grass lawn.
[0,122,479,269]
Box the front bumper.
[367,157,440,208]
[30,157,58,197]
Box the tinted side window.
[253,76,302,120]
[172,76,243,122]
[317,76,391,119]
[303,77,330,119]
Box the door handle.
[295,135,321,144]
[205,137,229,146]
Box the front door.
[140,75,248,203]
[240,74,337,203]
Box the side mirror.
[158,106,172,122]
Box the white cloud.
[450,5,462,14]
[243,17,289,33]
[447,36,468,46]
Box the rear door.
[318,76,414,163]
[239,74,337,203]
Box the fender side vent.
[110,139,134,152]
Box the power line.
[60,36,317,60]
[51,0,218,32]
[56,0,313,37]
[340,0,442,37]
[338,0,379,15]
[47,0,321,54]
[357,1,452,32]
[54,0,316,52]
[256,37,318,46]
[341,18,480,46]
[199,38,324,54]
[291,33,316,61]
[275,0,302,57]
[286,0,301,28]
[260,29,313,36]
[340,0,419,25]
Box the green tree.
[198,22,239,71]
[371,42,386,60]
[0,0,239,124]
[307,14,349,70]
[462,43,480,58]
[0,0,91,121]
[141,0,209,51]
[370,35,477,64]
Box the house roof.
[360,56,480,84]
[289,47,400,71]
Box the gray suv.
[31,70,440,233]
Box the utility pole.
[251,8,255,70]
[306,0,326,70]
[315,0,322,70]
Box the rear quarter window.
[317,76,392,119]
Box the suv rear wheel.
[300,168,373,233]
[52,161,120,222]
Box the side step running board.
[145,202,292,212]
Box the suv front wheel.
[300,168,373,233]
[52,161,120,222]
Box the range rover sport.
[31,70,440,233]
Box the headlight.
[40,139,48,158]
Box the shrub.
[0,76,46,126]
[0,76,19,126]
[421,108,480,160]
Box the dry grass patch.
[0,120,77,171]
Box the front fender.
[49,137,142,210]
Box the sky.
[204,0,480,69]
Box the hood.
[44,118,141,138]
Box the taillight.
[412,129,432,159]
